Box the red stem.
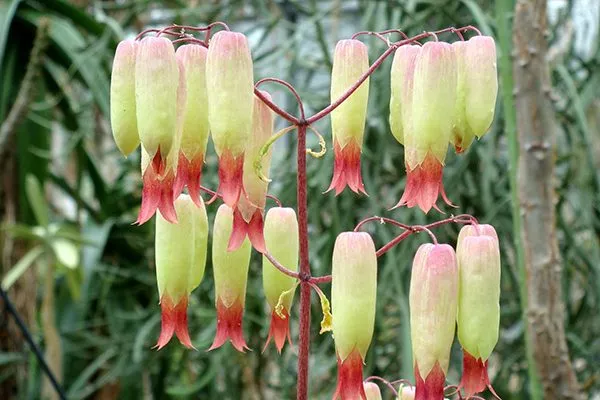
[296,124,311,400]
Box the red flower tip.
[262,308,292,354]
[173,152,204,207]
[217,150,244,209]
[459,351,499,397]
[414,361,446,400]
[333,348,367,400]
[154,295,194,350]
[137,162,177,225]
[209,297,250,353]
[327,140,367,196]
[228,207,266,253]
[393,153,455,214]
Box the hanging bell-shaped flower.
[154,193,208,349]
[206,31,254,210]
[173,44,210,206]
[136,54,187,224]
[409,243,459,400]
[389,44,421,145]
[456,224,501,396]
[110,39,139,156]
[395,41,457,213]
[451,36,498,153]
[332,232,377,400]
[327,39,370,195]
[229,91,274,253]
[364,382,382,400]
[262,207,299,353]
[210,204,252,352]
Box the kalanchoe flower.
[229,91,274,253]
[397,384,415,400]
[136,39,187,224]
[210,204,252,352]
[363,382,382,400]
[395,41,457,213]
[206,31,254,210]
[173,44,210,206]
[262,207,299,353]
[451,36,498,152]
[410,243,459,400]
[389,44,421,145]
[154,194,208,349]
[456,224,500,396]
[110,39,139,156]
[332,232,377,400]
[327,39,370,195]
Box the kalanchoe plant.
[328,39,370,195]
[154,194,208,349]
[109,22,500,400]
[456,224,501,397]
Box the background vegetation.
[0,0,598,399]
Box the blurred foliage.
[0,0,599,399]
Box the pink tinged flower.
[327,39,370,195]
[409,243,459,400]
[397,384,415,400]
[110,39,139,156]
[136,40,187,224]
[363,382,382,400]
[229,91,275,253]
[173,44,210,206]
[331,232,377,400]
[154,194,208,349]
[262,207,299,353]
[206,31,254,210]
[451,37,498,153]
[389,44,421,145]
[210,204,252,352]
[456,224,501,396]
[395,41,457,213]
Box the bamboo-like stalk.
[512,1,583,398]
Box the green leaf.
[51,238,79,269]
[25,174,49,227]
[0,0,20,73]
[1,245,44,290]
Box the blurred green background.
[0,0,598,399]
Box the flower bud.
[136,56,187,224]
[110,39,139,156]
[328,39,370,195]
[206,31,254,209]
[154,194,208,349]
[409,243,458,400]
[135,37,179,170]
[397,385,415,400]
[389,44,421,145]
[262,207,298,353]
[173,44,210,207]
[456,224,500,396]
[230,91,274,253]
[451,37,498,152]
[395,41,457,213]
[364,382,382,400]
[210,204,252,352]
[332,232,377,399]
